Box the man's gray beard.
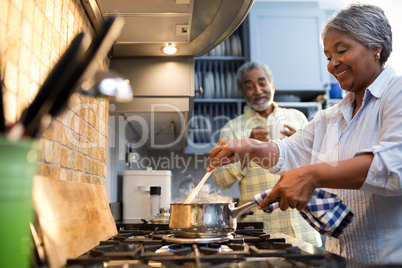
[247,99,273,112]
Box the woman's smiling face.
[323,29,382,96]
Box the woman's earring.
[375,53,380,60]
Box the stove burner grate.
[155,244,234,255]
[162,234,234,244]
[65,223,348,267]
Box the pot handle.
[230,201,257,218]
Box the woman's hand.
[258,154,373,211]
[207,138,279,172]
[207,139,255,172]
[258,165,319,211]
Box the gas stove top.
[63,222,347,268]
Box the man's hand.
[250,124,297,142]
[250,126,269,142]
[281,124,297,137]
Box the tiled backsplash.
[1,0,109,185]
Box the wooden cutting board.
[32,175,118,268]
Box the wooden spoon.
[184,171,213,204]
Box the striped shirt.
[271,66,402,264]
[213,104,322,247]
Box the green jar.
[0,136,38,267]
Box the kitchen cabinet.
[248,1,330,101]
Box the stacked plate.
[190,102,243,144]
[204,32,242,57]
[203,71,214,99]
[230,34,242,56]
[195,67,242,99]
[197,104,211,143]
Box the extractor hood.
[81,0,254,57]
[109,57,194,151]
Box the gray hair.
[236,62,274,91]
[321,3,392,65]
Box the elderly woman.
[207,3,402,265]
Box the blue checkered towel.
[253,189,354,238]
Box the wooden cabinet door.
[249,2,330,91]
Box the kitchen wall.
[0,0,108,185]
[106,112,148,202]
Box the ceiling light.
[162,43,178,55]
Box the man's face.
[241,68,274,111]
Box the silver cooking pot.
[169,201,257,238]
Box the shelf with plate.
[194,27,247,100]
[184,99,245,154]
[195,56,246,61]
[184,98,322,154]
[186,26,249,153]
[186,20,323,154]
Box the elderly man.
[213,61,322,246]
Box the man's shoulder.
[275,106,308,119]
[222,113,250,128]
[276,105,300,113]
